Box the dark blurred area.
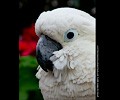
[18,0,96,35]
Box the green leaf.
[19,67,38,90]
[19,56,38,68]
[19,56,41,100]
[19,90,28,100]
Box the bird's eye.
[64,29,78,42]
[67,32,74,39]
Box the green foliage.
[19,56,44,100]
[19,56,38,68]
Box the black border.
[1,0,19,99]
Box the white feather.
[35,7,95,100]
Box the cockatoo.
[35,7,96,100]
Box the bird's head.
[35,7,95,72]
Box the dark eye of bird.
[67,32,74,39]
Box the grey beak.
[36,35,62,72]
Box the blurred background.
[19,0,96,100]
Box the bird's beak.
[36,35,62,72]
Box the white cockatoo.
[35,7,96,100]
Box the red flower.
[22,24,38,42]
[19,23,39,56]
